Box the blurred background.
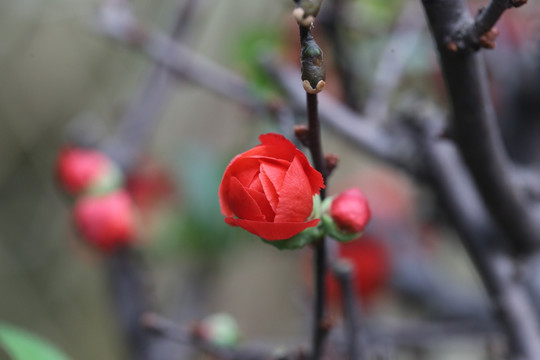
[1,0,539,359]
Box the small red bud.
[330,188,371,234]
[56,147,111,195]
[73,190,136,252]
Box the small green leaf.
[0,324,70,360]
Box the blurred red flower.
[126,160,175,211]
[219,133,324,240]
[73,190,136,252]
[327,237,390,305]
[56,147,111,195]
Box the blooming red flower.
[219,133,324,241]
[326,236,390,305]
[56,147,111,195]
[330,188,371,234]
[73,190,136,252]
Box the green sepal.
[321,196,361,243]
[262,223,324,250]
[321,214,361,243]
[86,162,124,196]
[202,313,240,347]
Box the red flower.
[219,133,324,241]
[73,190,136,252]
[330,188,371,233]
[327,237,390,305]
[56,147,111,195]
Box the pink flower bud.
[73,190,136,252]
[330,188,371,234]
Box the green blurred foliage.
[152,148,241,257]
[0,324,70,360]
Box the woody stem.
[306,92,328,360]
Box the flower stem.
[306,92,329,360]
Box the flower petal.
[293,150,325,194]
[224,157,261,186]
[227,218,320,240]
[226,177,265,221]
[240,133,297,162]
[274,156,314,223]
[259,167,279,213]
[247,188,275,221]
[219,157,260,216]
[259,160,289,190]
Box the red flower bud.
[330,188,371,234]
[73,190,136,252]
[56,147,114,195]
[219,133,325,241]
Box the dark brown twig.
[421,0,540,256]
[143,313,306,360]
[420,128,540,359]
[332,260,363,360]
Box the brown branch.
[364,4,424,121]
[332,260,363,360]
[298,24,329,360]
[263,61,421,175]
[95,13,262,111]
[421,0,540,256]
[419,127,540,359]
[102,0,199,170]
[142,313,307,360]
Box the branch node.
[510,0,527,7]
[293,8,315,27]
[324,154,339,176]
[303,80,326,94]
[446,41,459,52]
[294,125,310,147]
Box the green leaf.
[0,324,70,360]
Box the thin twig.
[332,260,362,360]
[106,248,150,360]
[102,0,199,171]
[467,0,526,49]
[143,313,306,360]
[263,61,420,174]
[364,4,424,121]
[306,90,329,360]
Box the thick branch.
[421,0,540,256]
[421,133,540,359]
